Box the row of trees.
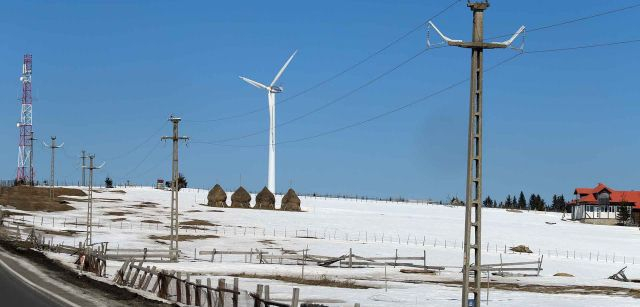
[451,191,569,212]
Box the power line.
[525,38,640,54]
[192,36,640,148]
[196,46,446,144]
[107,121,168,161]
[184,0,462,123]
[488,2,640,39]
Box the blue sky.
[0,0,639,201]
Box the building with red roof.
[569,183,640,224]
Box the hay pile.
[510,245,533,253]
[231,186,251,208]
[281,188,301,211]
[255,187,275,210]
[554,272,574,277]
[207,184,227,207]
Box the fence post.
[349,248,353,268]
[255,284,263,307]
[291,287,299,307]
[233,278,239,307]
[195,279,202,306]
[423,250,427,271]
[186,274,191,305]
[176,272,182,303]
[218,278,226,307]
[205,278,213,307]
[264,285,270,302]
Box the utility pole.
[28,131,37,186]
[43,136,64,199]
[80,150,88,186]
[161,116,189,261]
[84,154,104,246]
[428,2,524,306]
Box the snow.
[3,186,640,306]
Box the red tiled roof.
[571,183,640,209]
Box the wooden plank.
[195,279,202,306]
[291,287,299,307]
[206,278,212,307]
[123,260,135,284]
[128,260,144,287]
[233,278,239,307]
[142,266,156,291]
[137,265,150,289]
[218,278,226,307]
[176,272,182,303]
[186,274,191,305]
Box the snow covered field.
[4,186,640,306]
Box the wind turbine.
[240,50,297,194]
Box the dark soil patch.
[42,229,81,237]
[141,220,162,224]
[111,218,127,222]
[1,211,32,216]
[258,239,277,246]
[104,211,129,216]
[180,225,207,231]
[142,201,160,206]
[148,234,219,241]
[186,209,202,213]
[94,198,123,202]
[107,190,127,194]
[0,186,84,212]
[207,209,224,213]
[181,219,218,227]
[231,273,371,289]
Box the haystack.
[231,186,251,208]
[281,188,301,211]
[510,245,533,253]
[207,184,227,207]
[255,187,275,210]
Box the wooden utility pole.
[43,136,63,199]
[84,154,104,245]
[161,116,189,261]
[429,2,524,305]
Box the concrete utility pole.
[84,154,104,246]
[43,136,63,199]
[80,150,88,186]
[428,2,524,306]
[161,116,189,261]
[28,131,36,186]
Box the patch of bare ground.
[42,229,81,236]
[141,220,162,224]
[258,239,277,246]
[181,219,219,227]
[142,201,160,205]
[186,209,202,213]
[133,202,158,209]
[0,186,87,212]
[180,225,207,231]
[1,211,32,216]
[107,190,126,194]
[148,234,219,241]
[104,211,129,216]
[506,209,523,213]
[231,273,371,289]
[207,209,224,213]
[111,217,127,222]
[404,279,640,299]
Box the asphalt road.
[0,246,97,307]
[0,258,64,307]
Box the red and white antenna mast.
[17,54,34,185]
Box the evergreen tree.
[505,195,512,208]
[529,194,536,210]
[558,195,567,212]
[518,192,527,209]
[177,173,188,190]
[618,205,631,225]
[537,194,546,211]
[105,177,113,188]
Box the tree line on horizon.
[451,192,568,212]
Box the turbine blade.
[270,50,297,86]
[239,76,268,90]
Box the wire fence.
[3,214,637,267]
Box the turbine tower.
[16,54,33,185]
[240,50,297,194]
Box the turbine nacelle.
[269,86,283,93]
